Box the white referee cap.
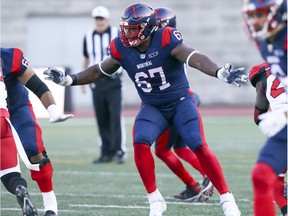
[91,6,110,19]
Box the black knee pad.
[1,172,27,195]
[38,156,51,168]
[30,151,51,168]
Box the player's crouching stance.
[44,3,248,216]
[154,7,214,202]
[1,61,38,215]
[1,47,73,216]
[1,116,39,216]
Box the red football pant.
[194,145,229,194]
[134,143,156,193]
[30,162,54,192]
[174,147,206,177]
[252,162,277,216]
[1,117,19,173]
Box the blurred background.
[1,0,263,113]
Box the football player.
[154,7,213,201]
[242,0,287,215]
[248,63,287,216]
[1,58,38,216]
[44,3,247,216]
[1,47,73,216]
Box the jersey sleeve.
[1,48,29,76]
[109,37,123,60]
[161,27,183,51]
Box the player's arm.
[44,56,121,86]
[171,43,219,76]
[171,43,248,86]
[18,67,56,108]
[18,67,73,123]
[253,81,269,125]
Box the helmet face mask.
[244,8,271,39]
[242,0,286,40]
[120,20,149,47]
[120,3,157,47]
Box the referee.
[82,6,126,164]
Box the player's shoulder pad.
[249,62,269,87]
[161,27,183,48]
[1,47,28,75]
[110,37,123,59]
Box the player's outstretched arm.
[44,56,121,86]
[253,82,269,125]
[171,43,248,87]
[18,67,73,123]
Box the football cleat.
[148,189,167,216]
[44,210,57,216]
[220,192,241,216]
[198,177,214,202]
[15,185,38,216]
[174,183,202,201]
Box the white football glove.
[258,110,287,137]
[43,67,73,86]
[217,63,248,87]
[47,104,74,123]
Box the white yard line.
[69,204,148,209]
[0,208,77,213]
[1,190,252,203]
[68,202,221,209]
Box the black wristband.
[215,67,222,78]
[71,74,77,86]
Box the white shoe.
[220,192,241,216]
[148,189,167,216]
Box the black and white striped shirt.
[83,26,119,67]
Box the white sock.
[42,191,58,214]
[147,189,164,203]
[220,191,238,205]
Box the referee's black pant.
[91,77,124,158]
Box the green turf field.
[0,115,282,216]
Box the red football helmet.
[120,3,157,47]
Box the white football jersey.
[265,73,288,112]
